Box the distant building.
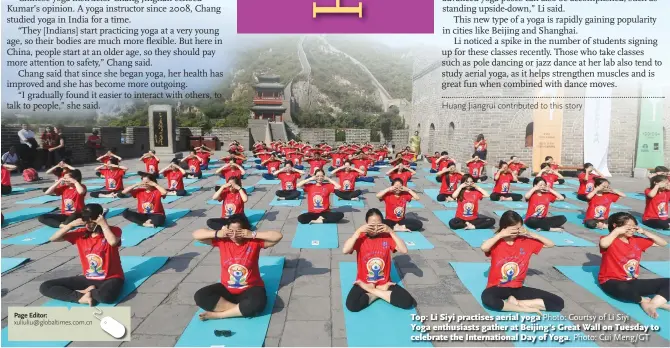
[251,75,286,122]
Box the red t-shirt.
[402,153,414,162]
[542,173,559,188]
[598,236,654,284]
[218,189,245,217]
[56,185,87,215]
[331,153,347,167]
[525,193,556,220]
[456,190,483,221]
[1,166,11,186]
[428,156,438,170]
[308,159,327,175]
[642,189,669,221]
[577,172,600,195]
[508,163,524,175]
[99,155,112,164]
[64,227,124,280]
[304,183,334,213]
[187,158,202,174]
[287,153,303,166]
[87,135,102,148]
[164,169,184,191]
[132,188,165,215]
[376,150,387,161]
[99,168,125,191]
[383,192,412,222]
[143,157,159,174]
[354,234,397,286]
[213,236,265,294]
[351,159,370,176]
[337,171,359,192]
[468,161,485,178]
[550,163,559,171]
[258,153,272,163]
[265,160,281,174]
[277,172,300,191]
[221,167,242,181]
[196,152,211,163]
[437,159,454,172]
[389,171,412,186]
[475,140,487,152]
[439,173,463,195]
[485,237,543,288]
[494,173,514,194]
[584,193,620,221]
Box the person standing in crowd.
[41,126,60,169]
[2,146,20,170]
[17,123,38,169]
[52,125,69,163]
[86,130,103,159]
[474,134,487,160]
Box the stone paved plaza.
[1,152,668,347]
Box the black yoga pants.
[39,275,124,305]
[481,285,564,312]
[383,218,423,231]
[475,176,488,182]
[90,190,122,198]
[194,283,267,317]
[437,193,454,201]
[206,213,251,231]
[515,177,530,184]
[449,216,495,230]
[122,210,166,226]
[490,192,523,201]
[643,219,670,230]
[600,278,670,303]
[525,216,567,231]
[346,283,415,312]
[297,211,344,224]
[1,185,11,195]
[576,194,589,202]
[335,190,362,200]
[275,190,301,200]
[584,219,605,229]
[166,189,187,196]
[38,213,81,228]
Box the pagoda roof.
[251,105,287,112]
[253,82,285,89]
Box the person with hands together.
[642,175,670,230]
[260,155,282,180]
[597,212,669,319]
[583,178,626,230]
[480,211,563,315]
[377,179,423,231]
[120,172,168,227]
[140,150,160,174]
[576,162,603,201]
[97,149,121,166]
[207,176,250,230]
[331,161,365,201]
[491,161,523,201]
[39,169,87,228]
[342,208,416,312]
[466,154,488,182]
[39,204,124,306]
[386,163,416,186]
[216,159,246,185]
[160,158,188,196]
[181,150,204,179]
[296,169,344,224]
[274,161,304,200]
[523,177,567,231]
[448,175,496,230]
[192,216,283,320]
[90,158,127,198]
[435,161,464,202]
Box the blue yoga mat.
[625,192,646,201]
[406,182,417,188]
[269,196,303,207]
[256,178,280,185]
[640,261,670,277]
[1,256,168,348]
[555,265,669,340]
[421,168,434,173]
[406,201,424,209]
[1,186,40,196]
[367,171,381,177]
[494,200,527,209]
[84,178,105,184]
[2,207,127,245]
[120,209,190,247]
[423,175,437,183]
[1,258,29,273]
[395,232,433,250]
[175,256,284,347]
[124,172,139,178]
[452,262,596,347]
[333,196,364,208]
[1,207,56,226]
[292,223,339,249]
[16,195,60,205]
[423,189,458,208]
[551,201,582,210]
[340,262,431,347]
[354,181,376,187]
[563,178,580,186]
[87,197,120,204]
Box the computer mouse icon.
[100,316,126,339]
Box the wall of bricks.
[300,129,336,144]
[207,128,250,149]
[344,129,370,143]
[410,52,659,175]
[1,125,22,155]
[390,129,409,148]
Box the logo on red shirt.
[499,262,520,284]
[227,264,249,289]
[532,205,546,218]
[393,206,404,219]
[108,179,117,189]
[463,202,475,217]
[366,258,385,282]
[86,254,105,279]
[149,166,156,174]
[658,203,667,218]
[594,206,607,219]
[313,195,324,209]
[189,166,196,173]
[142,202,155,214]
[623,259,638,280]
[586,183,595,193]
[170,180,178,189]
[501,183,510,193]
[225,203,237,217]
[343,180,352,190]
[64,199,75,213]
[286,182,294,190]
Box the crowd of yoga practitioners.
[1,136,666,325]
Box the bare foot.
[377,282,396,291]
[351,197,359,201]
[78,292,93,306]
[641,299,659,319]
[142,220,155,228]
[464,222,475,230]
[354,280,376,293]
[657,303,670,311]
[549,227,564,232]
[166,191,177,196]
[277,197,285,200]
[507,296,519,306]
[76,285,95,294]
[597,222,607,229]
[198,311,222,321]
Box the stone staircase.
[270,122,288,142]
